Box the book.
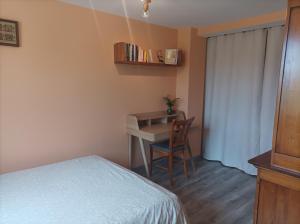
[131,44,134,62]
[126,44,130,61]
[143,50,147,62]
[128,44,132,61]
[148,49,153,63]
[135,45,139,62]
[133,45,136,62]
[138,47,143,62]
[119,43,163,63]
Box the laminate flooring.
[134,158,256,224]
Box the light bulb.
[143,10,149,18]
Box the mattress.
[0,155,187,224]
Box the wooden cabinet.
[249,152,300,224]
[249,1,300,223]
[272,0,300,173]
[256,177,300,224]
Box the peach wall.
[176,28,206,156]
[0,0,178,173]
[176,28,191,113]
[198,10,287,36]
[188,30,206,156]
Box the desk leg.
[128,134,132,169]
[138,137,150,177]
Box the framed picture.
[165,49,179,65]
[0,19,19,47]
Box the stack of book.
[124,43,154,63]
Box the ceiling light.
[142,0,151,18]
[143,10,149,18]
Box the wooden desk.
[127,111,184,177]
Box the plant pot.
[167,107,174,115]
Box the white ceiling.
[61,0,286,28]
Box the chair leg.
[187,141,196,172]
[149,145,153,177]
[183,151,189,178]
[168,153,174,186]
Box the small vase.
[167,107,174,115]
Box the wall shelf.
[114,60,179,67]
[114,42,181,67]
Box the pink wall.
[0,0,178,173]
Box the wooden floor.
[135,158,256,224]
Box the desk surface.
[128,123,171,142]
[129,111,183,121]
[141,123,172,134]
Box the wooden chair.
[149,117,195,186]
[180,112,196,172]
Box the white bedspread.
[0,155,187,224]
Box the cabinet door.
[256,180,300,224]
[272,0,300,173]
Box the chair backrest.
[169,117,195,149]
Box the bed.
[0,155,187,224]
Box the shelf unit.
[114,42,181,67]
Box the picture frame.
[0,18,19,47]
[164,49,179,65]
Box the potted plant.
[163,96,179,115]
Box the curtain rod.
[204,22,285,38]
